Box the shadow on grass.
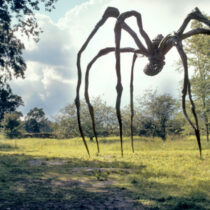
[0,153,209,209]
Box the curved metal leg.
[85,47,137,153]
[114,21,124,157]
[130,53,137,153]
[75,7,120,156]
[176,41,202,157]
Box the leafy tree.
[0,0,57,84]
[56,94,181,140]
[183,20,210,141]
[2,111,23,138]
[136,90,178,140]
[121,105,140,137]
[55,103,81,138]
[0,85,23,124]
[55,97,118,139]
[138,115,156,137]
[166,113,185,136]
[25,107,49,133]
[91,97,118,137]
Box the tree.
[2,111,23,138]
[55,103,82,139]
[25,107,49,133]
[121,105,140,137]
[0,85,23,124]
[91,97,118,137]
[136,90,178,140]
[0,0,57,85]
[55,97,118,139]
[183,20,210,141]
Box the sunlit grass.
[2,135,207,156]
[0,135,209,209]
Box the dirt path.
[46,174,146,210]
[26,159,147,209]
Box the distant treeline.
[0,90,209,142]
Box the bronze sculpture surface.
[75,7,210,157]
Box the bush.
[23,132,56,138]
[1,112,23,139]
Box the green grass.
[0,135,209,209]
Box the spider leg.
[123,11,152,50]
[75,7,120,156]
[176,41,202,157]
[130,53,137,153]
[177,7,210,36]
[85,47,137,153]
[114,19,126,157]
[181,28,210,40]
[113,11,153,156]
[79,8,149,156]
[159,8,210,55]
[118,11,153,55]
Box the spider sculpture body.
[75,7,210,157]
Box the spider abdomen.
[143,34,165,76]
[143,56,165,76]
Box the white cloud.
[24,14,75,67]
[11,60,74,117]
[11,12,78,117]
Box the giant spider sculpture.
[75,7,210,157]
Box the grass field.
[0,135,210,209]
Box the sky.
[11,0,210,119]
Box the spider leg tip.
[194,7,200,12]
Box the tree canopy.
[55,97,118,139]
[25,107,50,133]
[0,85,23,123]
[2,111,23,138]
[0,0,57,84]
[183,19,210,141]
[136,90,178,140]
[54,94,181,140]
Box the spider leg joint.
[103,7,120,18]
[116,83,123,92]
[188,7,210,26]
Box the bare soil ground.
[26,159,147,210]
